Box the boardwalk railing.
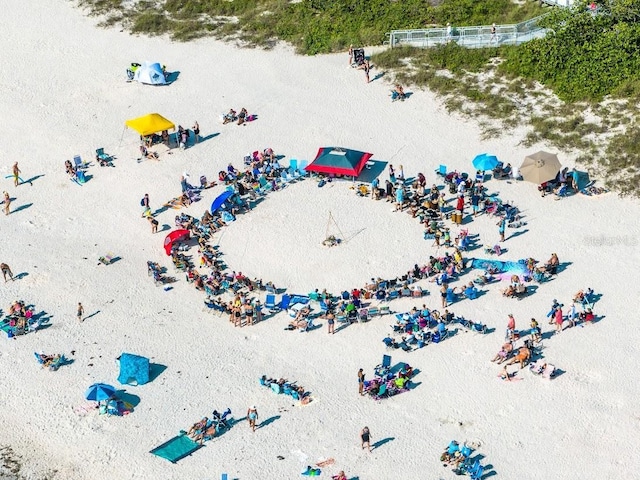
[387,0,574,49]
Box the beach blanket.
[470,258,529,280]
[150,432,202,463]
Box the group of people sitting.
[186,408,232,444]
[538,166,580,197]
[259,376,311,403]
[363,363,414,399]
[3,300,38,337]
[222,107,250,125]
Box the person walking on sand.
[554,306,564,334]
[141,193,151,218]
[358,368,365,396]
[506,313,516,339]
[247,406,259,432]
[497,217,506,242]
[490,23,497,43]
[1,263,13,282]
[446,22,453,42]
[12,162,28,186]
[360,426,372,452]
[77,302,84,322]
[192,121,200,144]
[3,192,11,215]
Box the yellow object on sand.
[125,113,175,136]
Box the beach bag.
[140,198,145,206]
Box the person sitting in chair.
[493,162,512,179]
[540,253,559,274]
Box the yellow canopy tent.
[125,113,175,136]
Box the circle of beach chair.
[363,363,414,400]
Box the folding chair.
[96,148,112,163]
[297,160,308,176]
[265,294,277,312]
[435,164,447,176]
[368,306,379,317]
[379,305,390,316]
[73,155,90,170]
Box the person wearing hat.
[247,405,259,432]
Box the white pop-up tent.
[134,62,167,85]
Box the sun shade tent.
[305,147,373,177]
[125,113,175,137]
[134,62,166,85]
[118,353,150,386]
[164,229,190,256]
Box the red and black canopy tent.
[305,147,373,177]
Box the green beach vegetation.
[78,0,640,195]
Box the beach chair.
[379,305,390,316]
[412,286,423,297]
[289,159,298,172]
[435,164,447,177]
[73,155,90,170]
[375,354,393,376]
[265,294,278,312]
[401,287,411,297]
[280,294,292,312]
[470,465,484,480]
[358,308,369,323]
[298,160,308,176]
[95,147,112,163]
[368,306,379,317]
[374,382,389,400]
[99,253,114,265]
[387,290,400,302]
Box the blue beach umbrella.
[210,190,234,213]
[85,383,116,402]
[472,153,499,171]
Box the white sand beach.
[1,1,640,479]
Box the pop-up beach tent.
[134,62,167,85]
[305,147,373,177]
[125,113,175,137]
[117,353,150,386]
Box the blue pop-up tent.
[118,353,150,386]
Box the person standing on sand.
[360,426,372,452]
[77,302,84,322]
[326,310,335,334]
[497,217,506,242]
[1,263,13,282]
[192,121,200,143]
[348,44,354,66]
[3,192,11,215]
[358,368,365,396]
[247,406,258,432]
[12,163,20,186]
[141,193,151,218]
